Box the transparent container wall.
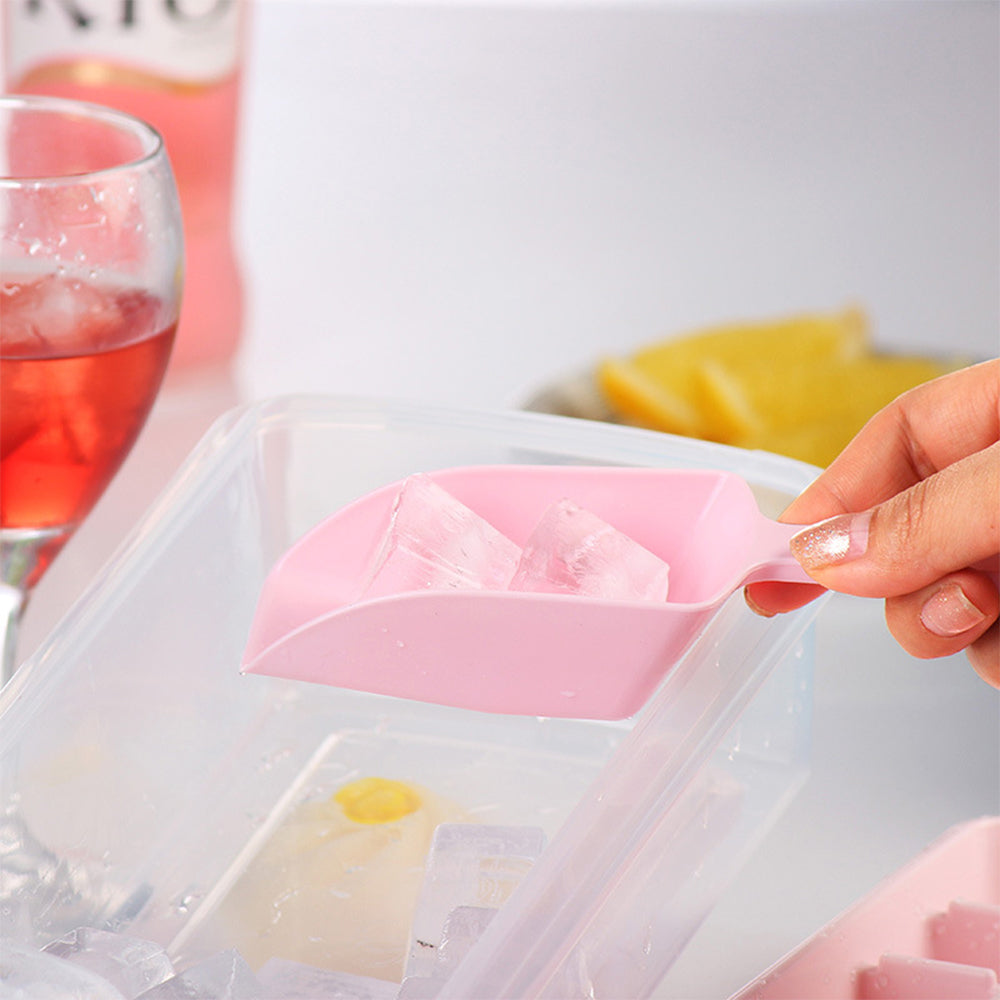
[0,397,822,997]
[439,599,815,999]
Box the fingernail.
[790,511,872,570]
[743,586,776,618]
[920,583,987,637]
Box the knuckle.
[878,480,932,567]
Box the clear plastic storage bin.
[0,397,825,998]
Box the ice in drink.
[1,274,175,548]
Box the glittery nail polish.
[790,511,872,570]
[920,583,987,637]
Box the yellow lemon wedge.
[595,305,961,465]
[596,305,869,440]
[700,354,957,448]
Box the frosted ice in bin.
[406,824,546,980]
[435,906,498,972]
[256,958,397,999]
[0,940,128,999]
[359,474,521,599]
[44,927,175,998]
[136,949,261,998]
[510,498,670,600]
[398,908,500,1000]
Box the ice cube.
[435,906,497,973]
[395,977,443,999]
[394,911,496,1000]
[405,825,545,980]
[43,928,174,999]
[135,950,261,999]
[360,475,521,600]
[256,958,397,1000]
[510,499,670,601]
[0,275,124,355]
[0,939,126,1000]
[0,809,148,957]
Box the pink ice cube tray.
[731,816,1000,1000]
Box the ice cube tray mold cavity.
[732,817,1000,1000]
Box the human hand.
[745,359,999,687]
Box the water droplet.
[259,746,293,772]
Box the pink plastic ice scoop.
[241,466,818,720]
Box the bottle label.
[5,0,242,85]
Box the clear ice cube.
[394,977,443,999]
[256,958,398,1000]
[0,275,124,354]
[435,906,497,973]
[0,806,119,941]
[406,824,546,980]
[43,927,174,999]
[135,950,261,999]
[395,909,497,998]
[360,475,521,600]
[0,940,126,1000]
[510,499,670,601]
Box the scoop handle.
[743,517,817,586]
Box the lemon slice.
[596,356,703,436]
[596,305,869,439]
[699,354,955,445]
[735,415,874,468]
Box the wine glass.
[1,95,183,684]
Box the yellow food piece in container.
[207,776,467,981]
[597,357,704,438]
[701,355,957,445]
[334,775,423,824]
[733,413,890,469]
[596,306,958,466]
[596,305,869,439]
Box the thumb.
[787,443,999,599]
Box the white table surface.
[14,2,1000,997]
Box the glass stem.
[0,526,68,687]
[0,582,27,688]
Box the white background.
[11,2,1000,997]
[236,0,998,407]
